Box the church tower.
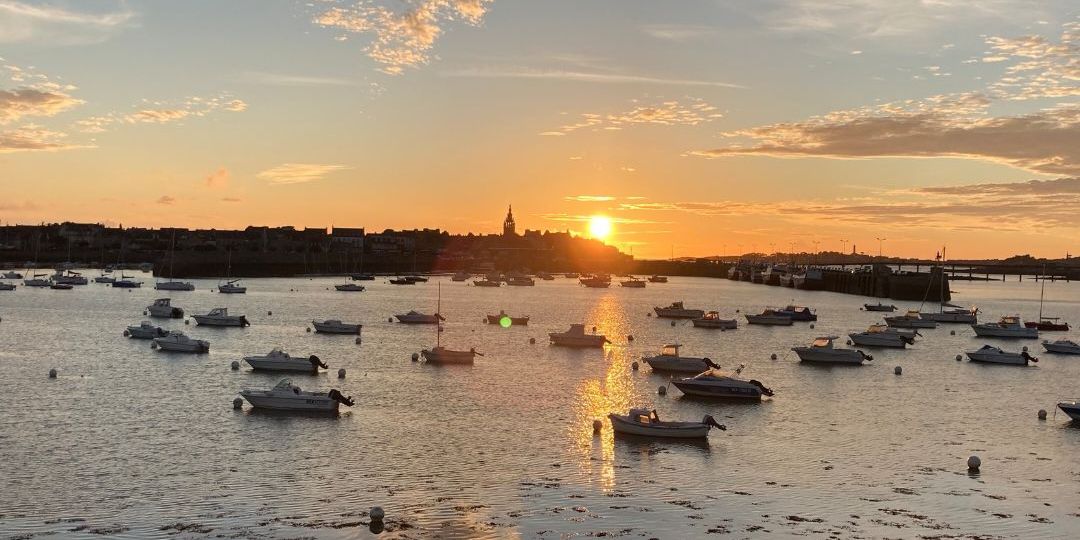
[503,205,517,236]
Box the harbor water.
[1,275,1079,538]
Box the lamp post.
[875,237,886,258]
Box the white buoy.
[967,455,981,471]
[658,385,667,396]
[233,397,243,410]
[1038,409,1047,420]
[370,506,385,521]
[770,353,778,360]
[231,360,240,370]
[48,368,57,378]
[955,354,962,361]
[411,352,419,362]
[894,366,902,375]
[592,419,602,433]
[338,368,346,379]
[631,361,639,371]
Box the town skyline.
[1,1,1077,259]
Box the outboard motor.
[749,379,775,397]
[704,357,721,369]
[171,307,184,318]
[308,355,328,369]
[328,389,355,407]
[859,351,874,361]
[241,316,251,327]
[1021,351,1038,363]
[702,415,727,431]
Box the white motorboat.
[654,301,705,319]
[920,305,978,323]
[620,278,646,288]
[147,298,184,319]
[971,316,1039,339]
[421,346,480,365]
[473,279,501,287]
[745,309,794,326]
[671,365,774,399]
[777,305,817,321]
[312,319,362,334]
[648,275,668,283]
[155,280,195,291]
[24,274,50,287]
[451,272,471,282]
[334,283,365,292]
[395,311,442,324]
[1042,339,1080,355]
[792,336,871,364]
[1057,400,1080,421]
[244,349,328,372]
[579,276,610,288]
[607,408,725,439]
[486,310,529,326]
[239,379,354,412]
[2,271,22,279]
[218,279,246,294]
[692,311,738,329]
[153,332,210,353]
[51,271,88,285]
[965,344,1037,365]
[885,310,938,329]
[193,307,250,327]
[125,321,169,339]
[549,324,610,348]
[643,344,721,373]
[864,303,897,312]
[506,277,535,286]
[849,324,915,348]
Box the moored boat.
[147,298,184,319]
[692,311,738,329]
[486,310,529,326]
[965,344,1037,365]
[0,282,14,291]
[506,277,535,286]
[777,305,816,321]
[654,301,705,319]
[473,279,501,287]
[643,344,720,373]
[1026,318,1070,331]
[451,272,472,282]
[421,346,480,365]
[849,324,915,348]
[648,275,668,283]
[217,279,246,294]
[193,307,250,327]
[972,316,1038,339]
[125,321,169,339]
[579,276,611,288]
[112,274,142,288]
[334,283,365,292]
[49,282,74,290]
[864,302,897,312]
[671,365,774,399]
[244,349,328,372]
[239,379,354,412]
[549,324,609,348]
[1058,400,1080,421]
[395,311,442,324]
[920,305,978,323]
[792,336,871,364]
[1042,339,1080,355]
[885,310,938,329]
[24,274,50,287]
[153,332,210,353]
[620,278,646,288]
[745,309,793,326]
[607,408,725,439]
[312,319,362,334]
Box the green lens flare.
[499,316,512,328]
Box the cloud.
[257,163,351,184]
[205,167,230,189]
[0,124,85,153]
[237,71,360,87]
[156,195,176,205]
[0,1,134,45]
[127,108,190,124]
[641,24,715,41]
[314,0,494,74]
[565,195,616,202]
[541,213,663,225]
[983,21,1079,100]
[444,66,743,88]
[75,93,247,132]
[223,99,247,112]
[554,98,723,134]
[221,197,242,203]
[0,87,82,124]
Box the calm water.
[1,274,1079,539]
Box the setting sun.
[588,215,613,241]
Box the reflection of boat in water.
[153,332,210,353]
[654,301,704,319]
[692,311,737,329]
[965,344,1037,365]
[486,310,529,326]
[608,408,725,439]
[244,349,328,372]
[549,324,609,348]
[239,379,354,412]
[671,365,773,399]
[643,344,720,373]
[792,336,871,364]
[1042,339,1080,355]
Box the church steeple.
[503,205,516,236]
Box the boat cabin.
[661,344,681,356]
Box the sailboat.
[155,232,195,291]
[218,250,246,294]
[23,234,50,286]
[918,247,977,323]
[349,247,374,280]
[421,283,481,364]
[1026,270,1069,331]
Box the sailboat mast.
[1038,265,1046,320]
[436,282,442,347]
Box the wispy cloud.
[237,71,361,87]
[257,163,352,184]
[564,195,615,202]
[553,98,722,134]
[221,197,242,203]
[641,24,715,41]
[0,124,86,153]
[313,0,494,74]
[0,0,135,45]
[0,87,82,124]
[444,66,743,88]
[75,94,247,132]
[155,195,176,205]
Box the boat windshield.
[273,379,296,390]
[867,324,889,333]
[812,337,834,347]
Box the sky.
[0,0,1077,260]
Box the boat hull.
[193,316,248,327]
[655,308,705,319]
[312,322,361,334]
[239,392,339,412]
[549,336,607,348]
[153,338,209,353]
[155,282,195,291]
[421,348,476,364]
[1043,342,1080,355]
[644,356,713,373]
[971,326,1038,339]
[745,315,793,326]
[864,304,897,312]
[692,318,737,329]
[671,380,764,399]
[244,357,320,372]
[148,306,184,318]
[885,317,937,329]
[608,415,710,438]
[1058,402,1080,421]
[966,352,1028,365]
[920,312,977,323]
[486,315,529,326]
[848,334,907,348]
[792,348,867,364]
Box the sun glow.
[588,215,612,241]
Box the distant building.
[331,227,365,247]
[503,205,516,237]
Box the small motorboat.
[334,283,365,292]
[24,274,50,287]
[692,311,738,329]
[218,279,246,294]
[193,307,250,327]
[0,282,14,291]
[94,275,115,284]
[486,310,529,326]
[1026,318,1070,331]
[506,277,535,286]
[971,316,1039,339]
[885,310,938,329]
[607,408,725,439]
[244,349,328,372]
[395,311,442,324]
[2,270,23,279]
[745,309,794,326]
[111,275,142,288]
[421,346,480,365]
[49,282,74,290]
[549,324,610,348]
[849,324,915,348]
[1057,400,1080,421]
[643,344,720,373]
[864,303,897,312]
[920,306,978,323]
[239,379,354,412]
[579,276,611,288]
[654,301,705,319]
[451,272,472,282]
[1041,339,1080,355]
[390,277,415,285]
[51,271,88,285]
[349,273,375,281]
[311,319,362,334]
[965,344,1037,365]
[147,298,184,319]
[473,279,501,287]
[125,321,169,339]
[405,275,428,283]
[792,336,871,364]
[777,305,817,322]
[564,272,580,279]
[536,272,555,281]
[620,278,646,288]
[671,365,774,399]
[155,280,195,291]
[648,275,668,283]
[153,332,210,353]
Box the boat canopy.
[661,344,681,356]
[812,337,838,347]
[273,379,298,390]
[867,324,890,333]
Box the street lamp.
[875,237,886,258]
